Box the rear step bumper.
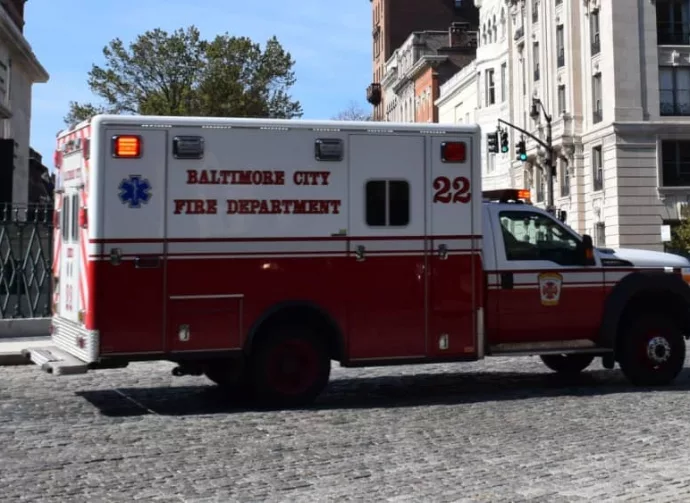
[21,346,89,375]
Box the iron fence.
[0,203,54,319]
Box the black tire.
[618,314,686,386]
[249,326,331,408]
[540,354,595,375]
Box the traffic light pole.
[497,111,555,214]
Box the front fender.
[598,270,690,348]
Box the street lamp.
[530,97,555,214]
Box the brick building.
[368,0,478,121]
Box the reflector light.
[441,141,467,163]
[53,150,63,169]
[79,207,88,228]
[112,135,142,158]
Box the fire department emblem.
[118,175,152,208]
[538,272,563,306]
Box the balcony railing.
[366,83,382,106]
[657,26,690,45]
[660,93,690,116]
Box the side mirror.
[581,234,596,265]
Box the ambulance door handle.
[355,245,366,262]
[109,248,122,266]
[134,256,162,269]
[438,244,449,260]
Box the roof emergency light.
[441,141,467,163]
[482,188,532,204]
[112,135,142,158]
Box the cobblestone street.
[3,355,690,502]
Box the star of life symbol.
[538,272,563,306]
[118,175,152,208]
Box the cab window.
[499,210,581,265]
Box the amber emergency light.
[112,135,142,158]
[482,188,532,204]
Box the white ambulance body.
[25,114,690,408]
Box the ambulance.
[24,114,690,407]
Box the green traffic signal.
[500,131,509,153]
[519,152,527,161]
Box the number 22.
[433,176,471,204]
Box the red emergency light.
[482,188,532,204]
[441,141,466,163]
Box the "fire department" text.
[173,199,342,215]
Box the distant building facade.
[0,0,49,206]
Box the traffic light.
[500,131,509,153]
[516,140,527,161]
[487,131,498,153]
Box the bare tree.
[332,101,372,121]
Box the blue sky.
[24,0,372,169]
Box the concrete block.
[0,318,51,338]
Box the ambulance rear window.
[71,194,79,242]
[61,197,70,241]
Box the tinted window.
[499,210,581,265]
[365,180,410,227]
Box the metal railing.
[0,203,54,319]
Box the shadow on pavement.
[76,367,690,417]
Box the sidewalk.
[0,336,51,365]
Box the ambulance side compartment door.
[97,129,168,354]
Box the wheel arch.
[599,271,690,351]
[244,300,346,361]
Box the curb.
[0,318,51,339]
[0,336,51,366]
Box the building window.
[590,9,601,55]
[556,25,565,67]
[521,57,526,95]
[500,63,507,102]
[592,146,603,191]
[0,60,7,104]
[477,72,482,108]
[532,0,539,23]
[560,160,570,196]
[594,222,606,247]
[558,85,567,113]
[592,73,602,123]
[659,66,690,116]
[533,42,540,81]
[486,69,496,106]
[656,0,690,45]
[365,180,410,226]
[536,170,545,202]
[661,140,690,187]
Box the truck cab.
[480,188,690,382]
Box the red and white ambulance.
[25,114,690,407]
